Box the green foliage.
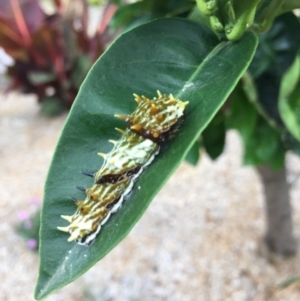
[225,12,300,168]
[196,0,300,40]
[169,6,300,167]
[279,275,300,289]
[110,0,194,30]
[88,0,105,5]
[185,140,201,165]
[254,0,300,32]
[226,78,285,170]
[248,12,300,129]
[249,12,300,79]
[243,116,285,169]
[202,110,226,160]
[279,55,300,141]
[226,80,258,144]
[196,0,262,40]
[35,19,257,299]
[40,96,66,116]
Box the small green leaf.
[109,1,153,29]
[28,71,55,85]
[252,0,285,32]
[279,275,300,289]
[280,55,300,99]
[196,0,261,40]
[202,110,226,160]
[35,18,257,300]
[40,96,65,116]
[225,0,260,41]
[70,55,92,90]
[249,12,300,79]
[278,55,300,141]
[185,139,201,165]
[110,0,194,30]
[244,117,285,169]
[227,79,258,142]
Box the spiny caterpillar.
[57,91,188,246]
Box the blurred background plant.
[15,198,41,252]
[0,0,116,115]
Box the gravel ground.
[1,93,300,301]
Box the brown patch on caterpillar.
[106,196,121,210]
[96,165,142,184]
[58,91,188,246]
[95,173,126,184]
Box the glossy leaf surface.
[35,18,257,300]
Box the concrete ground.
[1,93,300,301]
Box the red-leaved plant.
[0,0,116,114]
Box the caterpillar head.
[115,91,189,142]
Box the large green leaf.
[35,18,257,300]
